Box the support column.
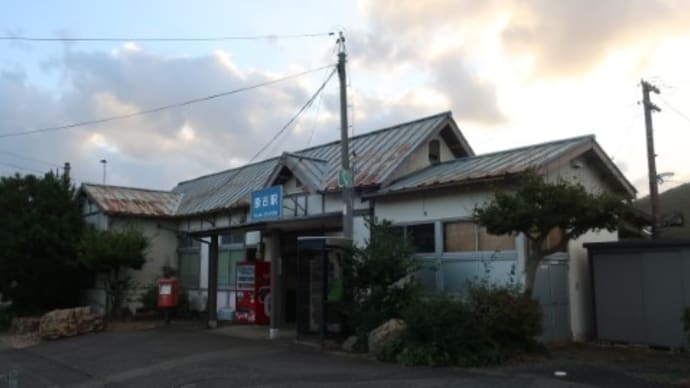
[267,231,283,339]
[207,234,219,328]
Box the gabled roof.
[266,153,329,193]
[82,183,182,217]
[172,111,467,215]
[372,135,636,197]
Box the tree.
[474,173,626,296]
[0,172,87,312]
[79,228,148,317]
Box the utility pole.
[337,32,353,240]
[641,79,661,239]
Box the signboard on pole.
[250,186,282,221]
[338,169,353,188]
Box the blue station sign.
[250,186,282,221]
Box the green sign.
[338,169,353,187]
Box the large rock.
[368,319,406,355]
[10,317,41,334]
[38,307,105,340]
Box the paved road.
[0,326,669,387]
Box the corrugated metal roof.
[83,183,182,217]
[173,158,278,216]
[297,111,453,190]
[281,153,328,191]
[376,135,596,195]
[171,111,455,215]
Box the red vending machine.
[234,261,271,324]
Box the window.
[179,235,201,249]
[444,221,476,252]
[390,224,435,253]
[221,232,244,246]
[444,221,515,252]
[178,251,200,289]
[408,223,435,253]
[218,250,244,289]
[541,227,567,252]
[428,139,440,164]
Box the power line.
[197,67,337,203]
[0,32,334,42]
[0,148,61,168]
[658,94,690,125]
[254,68,336,161]
[0,64,335,139]
[0,161,46,174]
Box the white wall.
[374,187,491,222]
[549,156,620,341]
[109,218,179,312]
[390,134,455,181]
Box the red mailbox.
[157,278,180,308]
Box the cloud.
[351,0,506,126]
[502,0,690,77]
[0,46,345,188]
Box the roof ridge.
[176,111,452,187]
[82,182,178,195]
[295,111,452,155]
[386,134,595,186]
[282,152,328,163]
[175,157,280,187]
[439,134,594,167]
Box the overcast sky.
[2,0,690,196]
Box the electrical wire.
[0,161,46,174]
[658,94,690,125]
[253,68,336,161]
[0,32,334,42]
[193,66,337,204]
[0,148,61,168]
[0,64,335,139]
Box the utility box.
[157,278,180,308]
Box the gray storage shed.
[586,240,690,349]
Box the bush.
[468,284,543,357]
[400,296,498,366]
[382,285,543,367]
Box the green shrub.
[385,285,543,367]
[401,296,499,366]
[468,284,542,357]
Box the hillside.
[635,182,690,239]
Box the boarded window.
[543,227,567,252]
[478,227,515,251]
[444,222,515,252]
[218,249,244,288]
[444,222,476,252]
[178,251,200,289]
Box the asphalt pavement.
[0,325,675,387]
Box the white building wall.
[390,134,455,181]
[374,187,491,222]
[548,156,620,341]
[108,218,179,312]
